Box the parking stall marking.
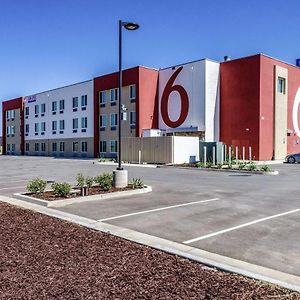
[183,208,300,244]
[98,198,220,222]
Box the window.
[25,124,29,134]
[7,144,11,152]
[59,142,65,152]
[6,126,10,136]
[25,107,30,117]
[52,120,57,131]
[110,88,118,102]
[35,105,39,115]
[73,97,79,108]
[110,140,117,153]
[72,142,79,152]
[278,77,286,94]
[59,120,65,130]
[81,117,87,129]
[41,143,46,152]
[35,143,40,152]
[52,142,57,152]
[100,115,107,128]
[99,91,106,104]
[25,143,30,152]
[73,118,79,129]
[130,85,136,100]
[35,123,39,133]
[81,141,88,153]
[41,103,46,114]
[110,113,118,127]
[11,144,15,152]
[11,110,16,119]
[130,111,136,126]
[11,125,15,135]
[100,141,107,153]
[52,101,57,112]
[6,111,10,120]
[41,122,46,132]
[59,99,65,111]
[81,95,87,107]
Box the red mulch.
[29,186,133,201]
[0,203,299,300]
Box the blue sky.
[1,0,300,134]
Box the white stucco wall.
[173,136,199,164]
[24,80,94,141]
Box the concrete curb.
[158,165,279,175]
[13,185,152,208]
[94,161,158,168]
[0,195,299,293]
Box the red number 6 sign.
[161,66,189,128]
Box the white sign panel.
[158,61,205,131]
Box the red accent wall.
[259,55,300,160]
[2,97,24,155]
[137,67,159,136]
[220,55,261,160]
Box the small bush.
[196,162,205,168]
[216,163,223,169]
[260,164,271,172]
[247,162,257,171]
[27,178,47,194]
[76,173,85,188]
[85,176,94,189]
[94,173,113,191]
[206,162,213,168]
[51,182,71,198]
[238,162,246,170]
[131,178,144,189]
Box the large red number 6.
[161,66,189,128]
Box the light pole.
[113,20,139,188]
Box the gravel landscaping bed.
[0,202,299,300]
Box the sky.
[1,0,300,134]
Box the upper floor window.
[52,101,57,112]
[35,105,39,115]
[81,117,87,129]
[59,99,65,111]
[130,111,136,126]
[59,120,65,130]
[110,88,119,103]
[99,91,106,105]
[278,77,286,94]
[41,103,46,114]
[25,124,29,133]
[110,113,118,127]
[35,123,39,133]
[130,85,136,100]
[73,118,79,130]
[11,110,16,119]
[100,115,107,128]
[73,97,78,109]
[81,95,87,107]
[41,122,46,132]
[52,120,57,131]
[25,107,29,117]
[11,125,15,135]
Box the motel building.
[2,54,300,162]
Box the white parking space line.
[183,208,300,244]
[98,198,220,222]
[0,186,25,191]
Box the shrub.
[131,178,144,189]
[238,162,246,170]
[247,162,257,171]
[216,163,223,169]
[94,173,113,191]
[206,162,213,168]
[196,162,205,168]
[51,182,71,198]
[27,178,47,194]
[85,176,94,189]
[260,164,271,172]
[76,173,85,188]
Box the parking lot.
[0,156,299,278]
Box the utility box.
[199,141,225,163]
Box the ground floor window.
[81,141,87,153]
[59,142,65,152]
[25,143,30,152]
[41,143,46,152]
[100,141,107,153]
[52,142,57,152]
[72,142,79,152]
[35,143,39,152]
[110,140,117,153]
